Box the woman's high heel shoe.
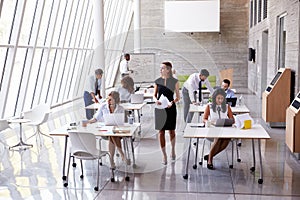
[204,155,208,161]
[207,163,214,170]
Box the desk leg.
[183,138,192,179]
[134,109,142,137]
[137,109,141,123]
[250,139,256,172]
[193,138,199,169]
[62,136,68,181]
[130,138,136,167]
[122,139,130,181]
[257,139,263,184]
[230,140,234,168]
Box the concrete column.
[134,0,141,53]
[93,0,106,97]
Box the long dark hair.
[211,88,227,113]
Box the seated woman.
[118,75,135,103]
[202,88,234,170]
[88,91,129,169]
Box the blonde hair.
[108,91,120,104]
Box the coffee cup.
[82,119,88,127]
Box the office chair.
[196,138,241,169]
[23,104,53,146]
[65,132,115,191]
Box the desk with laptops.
[183,123,270,184]
[50,121,140,183]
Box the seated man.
[221,79,235,98]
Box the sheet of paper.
[155,94,171,109]
[234,113,254,129]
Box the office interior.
[0,0,300,199]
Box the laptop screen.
[226,97,237,107]
[103,113,124,126]
[213,118,234,127]
[130,93,144,104]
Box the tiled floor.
[0,92,300,200]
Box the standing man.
[182,69,214,123]
[120,53,133,78]
[221,79,235,98]
[84,68,103,119]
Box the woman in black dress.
[153,62,180,165]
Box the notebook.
[103,113,124,126]
[130,93,144,104]
[226,97,237,107]
[213,118,234,127]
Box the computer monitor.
[226,97,237,107]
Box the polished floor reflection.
[0,93,300,200]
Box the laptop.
[213,118,234,127]
[103,113,124,126]
[130,93,144,104]
[226,97,237,107]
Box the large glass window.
[0,0,133,118]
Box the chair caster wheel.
[111,177,115,182]
[100,162,102,166]
[237,158,241,162]
[94,186,99,191]
[193,165,197,169]
[258,179,263,184]
[250,167,255,172]
[63,182,68,187]
[183,174,188,179]
[125,176,130,181]
[62,176,67,181]
[237,143,242,147]
[80,175,84,179]
[72,163,76,167]
[199,161,203,165]
[229,165,233,169]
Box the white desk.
[85,102,146,123]
[183,123,270,184]
[188,104,250,124]
[189,104,250,115]
[8,118,33,150]
[50,123,140,182]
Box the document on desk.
[155,94,171,109]
[189,123,205,128]
[113,126,131,133]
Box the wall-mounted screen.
[165,0,220,32]
[270,72,282,85]
[266,86,272,92]
[291,100,300,110]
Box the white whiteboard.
[129,53,156,83]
